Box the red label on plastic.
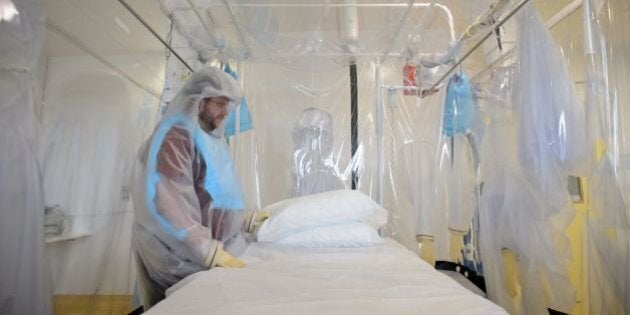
[403,64,417,95]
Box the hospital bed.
[145,239,507,314]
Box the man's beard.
[199,111,217,133]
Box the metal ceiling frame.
[119,1,458,64]
[119,0,193,71]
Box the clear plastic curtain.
[152,0,497,259]
[292,107,346,197]
[476,4,585,314]
[36,44,163,313]
[233,61,356,210]
[224,58,444,253]
[0,0,51,314]
[583,0,630,313]
[398,86,450,262]
[24,0,624,313]
[33,8,196,310]
[477,65,576,315]
[230,57,479,261]
[39,70,146,294]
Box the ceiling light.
[0,0,18,23]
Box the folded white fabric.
[257,189,387,246]
[274,222,385,248]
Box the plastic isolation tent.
[1,0,629,314]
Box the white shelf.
[45,232,92,244]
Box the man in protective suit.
[132,67,266,309]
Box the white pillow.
[274,223,384,248]
[257,189,387,243]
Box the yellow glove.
[206,243,246,268]
[214,247,246,268]
[245,211,271,233]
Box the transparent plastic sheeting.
[9,1,629,315]
[398,86,451,259]
[476,4,584,314]
[477,66,575,315]
[225,58,458,255]
[516,5,588,211]
[230,58,484,262]
[35,54,163,306]
[584,0,630,313]
[398,70,485,262]
[32,26,164,315]
[292,108,345,197]
[0,0,52,314]
[26,1,495,308]
[437,73,478,234]
[156,0,493,74]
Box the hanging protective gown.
[292,108,344,196]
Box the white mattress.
[147,240,507,315]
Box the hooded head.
[165,66,243,133]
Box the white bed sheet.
[147,239,507,315]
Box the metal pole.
[375,61,384,204]
[350,63,359,190]
[470,0,582,82]
[118,0,193,72]
[546,0,582,29]
[428,0,533,91]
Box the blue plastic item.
[442,73,474,137]
[223,64,253,138]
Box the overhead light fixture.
[0,0,19,23]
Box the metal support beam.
[471,0,583,82]
[118,0,193,72]
[428,0,533,90]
